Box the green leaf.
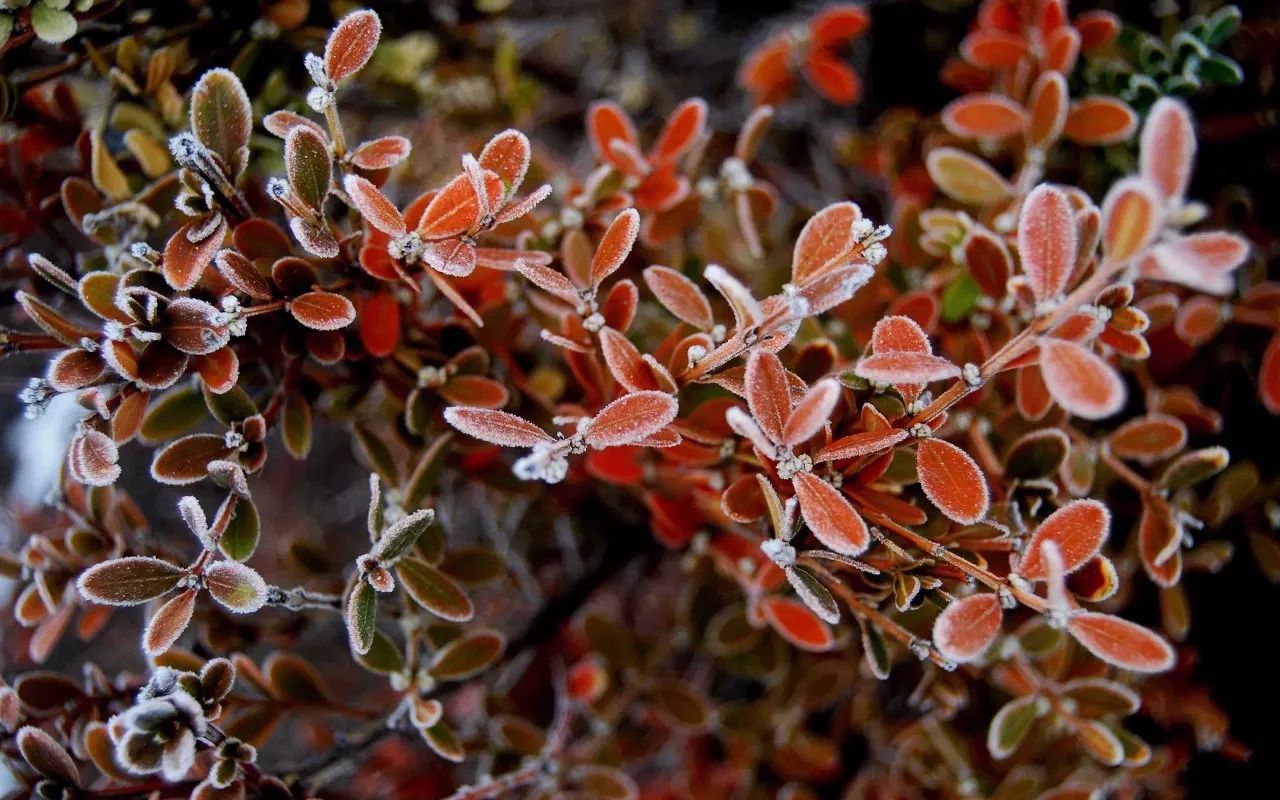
[204,561,267,613]
[281,392,312,459]
[190,68,252,178]
[285,127,332,211]
[859,618,892,679]
[428,629,504,681]
[203,381,257,426]
[420,719,464,762]
[30,3,77,45]
[987,694,1039,759]
[1203,6,1242,48]
[1004,428,1070,480]
[373,508,435,564]
[786,566,840,624]
[1199,54,1243,85]
[941,272,981,323]
[1156,447,1229,494]
[140,384,206,444]
[395,558,473,622]
[346,580,377,655]
[354,424,399,486]
[218,496,260,561]
[356,630,405,674]
[403,433,452,510]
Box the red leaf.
[745,349,790,446]
[345,175,405,235]
[444,407,552,447]
[803,49,861,104]
[163,218,226,291]
[650,98,707,164]
[644,265,713,329]
[942,94,1027,139]
[590,208,640,288]
[479,129,531,193]
[1143,232,1250,295]
[1018,184,1077,305]
[1017,499,1110,580]
[587,101,640,173]
[933,593,1002,663]
[760,596,836,652]
[585,391,678,449]
[1140,97,1195,202]
[793,471,870,556]
[1067,612,1175,673]
[351,135,411,170]
[1262,331,1280,414]
[792,201,861,283]
[810,4,870,48]
[783,379,841,446]
[815,429,908,463]
[359,292,400,357]
[1038,338,1125,419]
[854,351,961,384]
[438,376,509,409]
[290,291,356,330]
[917,438,989,524]
[961,29,1028,69]
[325,9,382,83]
[144,589,196,656]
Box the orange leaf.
[854,352,960,384]
[1067,612,1175,673]
[933,593,1002,663]
[815,429,907,463]
[1064,97,1138,145]
[590,209,640,288]
[289,291,356,331]
[1101,177,1162,264]
[810,4,871,48]
[917,438,989,524]
[325,9,381,83]
[587,101,640,173]
[644,266,713,329]
[345,175,404,236]
[793,471,870,556]
[745,350,790,446]
[941,94,1027,139]
[1017,499,1110,580]
[792,201,862,283]
[803,50,861,105]
[650,98,707,164]
[359,292,400,357]
[926,147,1012,206]
[1261,331,1280,414]
[584,391,678,449]
[163,218,226,291]
[1018,184,1077,305]
[1140,98,1195,202]
[1038,338,1125,419]
[1027,71,1068,149]
[783,379,841,447]
[961,29,1028,70]
[761,596,836,652]
[1108,414,1187,464]
[478,129,531,193]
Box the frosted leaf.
[793,472,870,556]
[917,438,989,525]
[1140,97,1195,203]
[644,265,713,329]
[444,407,554,448]
[1017,499,1110,581]
[932,592,1002,663]
[344,174,405,236]
[177,496,212,549]
[744,349,789,446]
[782,379,840,447]
[704,264,762,332]
[204,561,268,613]
[792,201,862,283]
[583,391,678,449]
[1067,612,1176,673]
[590,209,640,289]
[324,9,382,83]
[1038,338,1125,420]
[1017,184,1077,306]
[854,352,961,384]
[725,406,776,457]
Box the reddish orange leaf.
[810,4,871,48]
[444,407,552,447]
[359,292,400,357]
[761,596,835,652]
[917,438,989,525]
[345,175,404,236]
[1262,331,1280,414]
[783,379,841,447]
[584,391,678,449]
[793,471,870,556]
[1101,177,1162,264]
[1140,98,1195,202]
[1027,71,1068,149]
[290,291,356,331]
[815,429,907,463]
[745,350,790,446]
[961,29,1028,70]
[650,98,707,164]
[1018,184,1077,305]
[792,201,862,283]
[591,208,640,288]
[644,265,713,329]
[1038,338,1125,419]
[588,101,640,173]
[933,593,1002,663]
[1109,414,1187,463]
[942,94,1027,139]
[325,9,381,83]
[1067,612,1175,673]
[1064,97,1138,145]
[1017,499,1110,580]
[803,50,861,105]
[854,352,961,384]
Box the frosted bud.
[306,87,333,112]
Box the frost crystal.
[18,378,53,420]
[720,157,753,192]
[307,86,333,112]
[760,538,797,568]
[513,443,569,484]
